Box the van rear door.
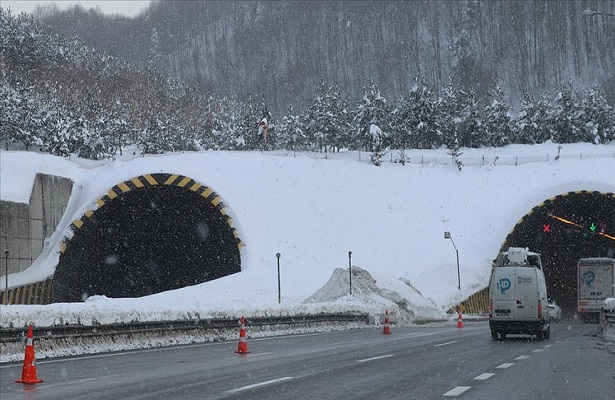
[492,267,517,320]
[513,267,539,321]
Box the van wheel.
[544,325,551,339]
[536,329,545,340]
[491,330,498,340]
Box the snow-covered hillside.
[1,143,614,331]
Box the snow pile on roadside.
[599,298,615,343]
[303,266,446,324]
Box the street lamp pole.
[444,232,461,290]
[4,250,8,305]
[348,251,352,295]
[276,253,281,303]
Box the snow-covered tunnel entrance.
[52,173,243,303]
[498,191,615,316]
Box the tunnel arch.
[496,190,615,316]
[52,173,243,303]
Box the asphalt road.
[1,320,613,400]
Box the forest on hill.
[1,3,614,164]
[35,0,615,115]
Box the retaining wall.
[0,174,72,294]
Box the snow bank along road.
[1,321,612,400]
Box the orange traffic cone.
[235,315,250,354]
[382,310,391,335]
[16,325,43,384]
[457,310,464,329]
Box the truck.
[577,258,615,322]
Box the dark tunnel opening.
[52,175,241,302]
[501,191,615,318]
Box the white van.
[489,247,550,340]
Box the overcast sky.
[2,1,152,17]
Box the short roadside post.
[348,251,353,295]
[444,232,461,290]
[4,250,8,305]
[276,253,281,303]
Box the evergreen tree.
[581,85,615,144]
[548,82,584,143]
[209,95,250,150]
[369,123,387,166]
[238,99,261,151]
[391,78,439,154]
[483,83,513,147]
[514,93,551,144]
[354,81,390,151]
[304,80,352,154]
[437,77,463,152]
[277,105,307,151]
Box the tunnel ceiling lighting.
[549,214,615,242]
[548,214,583,229]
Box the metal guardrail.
[0,313,370,344]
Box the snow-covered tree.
[304,80,352,153]
[391,78,439,154]
[369,123,387,166]
[548,83,584,144]
[354,81,390,151]
[483,83,513,147]
[438,77,483,149]
[514,92,551,144]
[276,105,307,151]
[580,85,615,144]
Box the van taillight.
[537,299,542,319]
[489,299,493,319]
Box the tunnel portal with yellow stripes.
[497,190,615,316]
[51,173,242,303]
[456,190,614,315]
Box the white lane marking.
[226,377,293,394]
[328,339,361,346]
[356,354,394,363]
[251,332,322,342]
[531,349,544,353]
[443,386,472,396]
[474,373,495,380]
[434,341,458,347]
[543,344,551,348]
[515,355,531,360]
[249,352,272,357]
[496,363,514,369]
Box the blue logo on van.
[581,270,595,288]
[497,278,511,294]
